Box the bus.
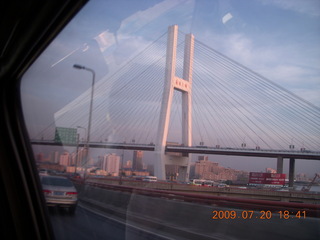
[142,176,157,182]
[191,179,215,186]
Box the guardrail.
[83,177,320,203]
[74,179,320,217]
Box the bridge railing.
[74,177,320,217]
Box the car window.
[41,177,74,187]
[20,0,320,239]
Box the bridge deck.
[31,140,320,160]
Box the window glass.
[41,176,74,187]
[21,0,320,239]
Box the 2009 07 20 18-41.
[212,210,307,220]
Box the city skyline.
[34,147,318,180]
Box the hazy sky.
[21,0,320,177]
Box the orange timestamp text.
[212,210,307,220]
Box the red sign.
[249,172,286,185]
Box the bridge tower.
[154,25,194,181]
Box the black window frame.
[0,1,87,239]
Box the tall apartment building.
[59,151,70,166]
[102,153,120,176]
[77,147,88,167]
[50,151,60,164]
[133,150,143,170]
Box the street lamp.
[73,64,95,178]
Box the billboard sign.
[249,172,286,185]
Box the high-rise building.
[50,151,60,164]
[133,151,143,170]
[102,153,120,176]
[77,147,88,166]
[70,152,77,166]
[59,151,70,166]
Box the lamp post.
[73,64,95,179]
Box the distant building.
[296,173,308,181]
[70,152,77,166]
[50,151,60,164]
[189,163,195,179]
[132,170,149,177]
[95,169,108,176]
[35,152,50,162]
[37,163,65,172]
[133,151,143,170]
[77,147,88,166]
[147,164,154,175]
[194,156,219,179]
[198,156,209,161]
[36,152,45,162]
[59,152,70,166]
[125,160,132,169]
[166,165,179,180]
[194,155,245,181]
[266,168,276,173]
[102,153,120,176]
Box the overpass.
[31,140,320,160]
[32,139,320,187]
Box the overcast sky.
[21,0,320,177]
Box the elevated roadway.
[31,140,320,160]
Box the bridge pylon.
[154,25,194,181]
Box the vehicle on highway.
[191,179,215,186]
[217,183,228,188]
[38,169,49,176]
[41,176,78,214]
[142,176,157,182]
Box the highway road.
[47,199,320,240]
[48,204,173,240]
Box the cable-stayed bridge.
[32,25,320,185]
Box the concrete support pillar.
[277,156,283,174]
[154,25,178,180]
[289,158,295,187]
[181,33,194,147]
[154,25,194,181]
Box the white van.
[142,176,157,182]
